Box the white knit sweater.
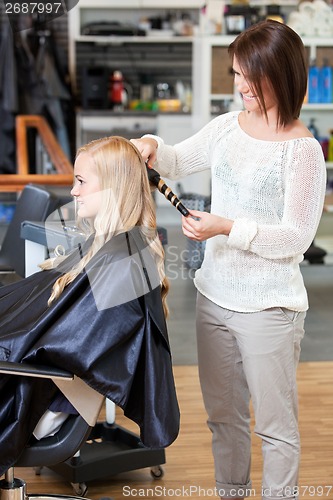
[148,111,327,312]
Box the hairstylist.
[131,20,327,500]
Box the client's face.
[71,152,101,220]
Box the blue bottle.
[308,62,320,104]
[320,59,333,104]
[308,118,319,141]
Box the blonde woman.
[0,136,179,476]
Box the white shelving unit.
[192,35,234,130]
[68,0,201,89]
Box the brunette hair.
[43,136,169,315]
[228,19,308,127]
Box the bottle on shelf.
[308,60,320,104]
[319,59,333,104]
[328,130,333,162]
[140,73,154,105]
[266,4,284,23]
[307,118,319,141]
[109,70,124,111]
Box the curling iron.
[146,164,190,217]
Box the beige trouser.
[196,292,306,500]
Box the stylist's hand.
[130,137,158,166]
[182,210,233,241]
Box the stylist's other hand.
[130,138,158,166]
[182,210,233,241]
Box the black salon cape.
[0,229,180,475]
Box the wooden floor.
[10,362,333,500]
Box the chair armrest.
[0,360,73,380]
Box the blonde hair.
[43,136,169,315]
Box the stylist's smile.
[242,93,256,101]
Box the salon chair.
[0,184,68,280]
[0,360,165,500]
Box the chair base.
[47,422,165,486]
[0,476,90,500]
[0,423,163,500]
[0,477,26,500]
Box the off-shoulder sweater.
[146,111,327,312]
